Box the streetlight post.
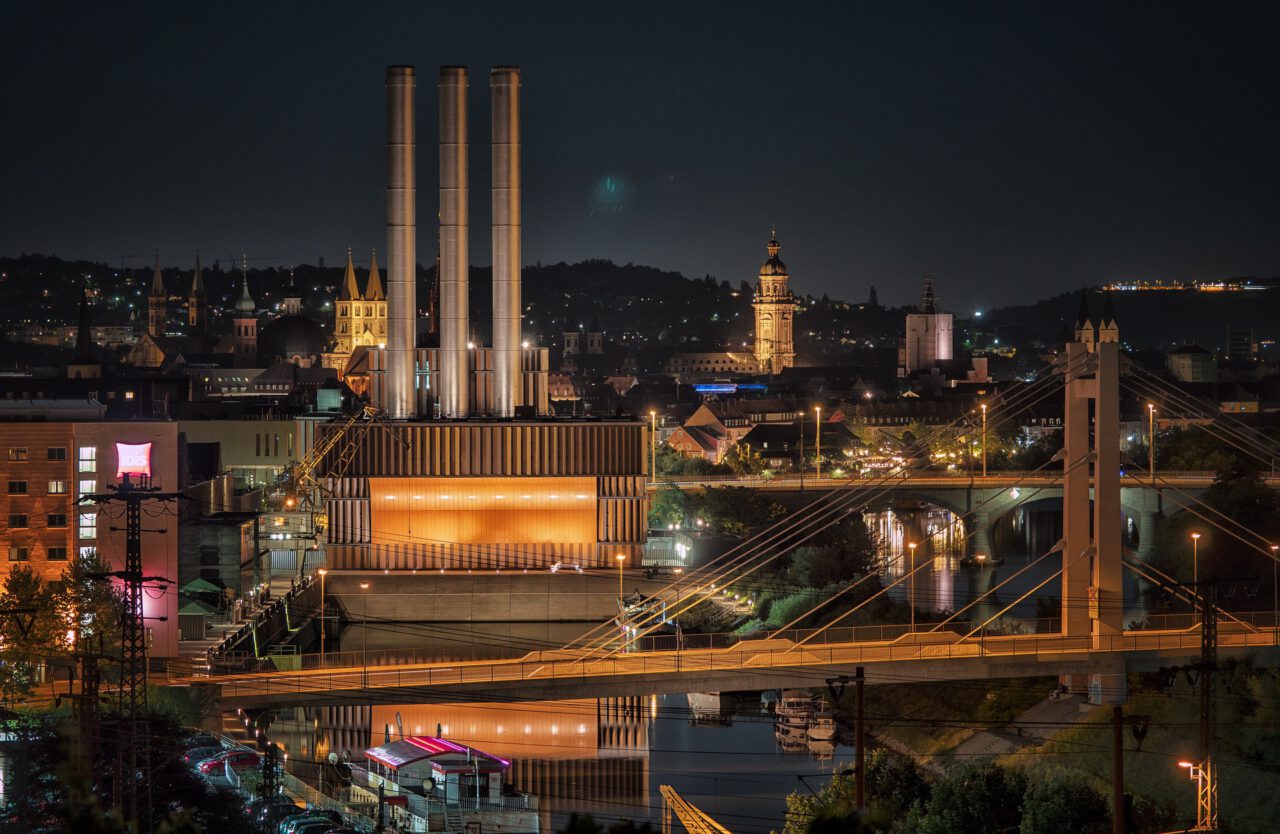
[1190,533,1201,590]
[673,566,684,668]
[616,553,628,651]
[1178,760,1217,831]
[980,403,987,479]
[908,542,918,633]
[318,568,328,667]
[649,410,658,484]
[1271,544,1278,643]
[815,406,822,479]
[1148,403,1156,484]
[359,581,370,666]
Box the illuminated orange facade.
[324,420,648,569]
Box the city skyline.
[4,2,1279,311]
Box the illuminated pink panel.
[115,442,152,478]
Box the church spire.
[920,273,938,314]
[188,253,207,333]
[149,251,165,298]
[364,247,385,301]
[235,273,256,312]
[338,247,361,301]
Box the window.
[8,481,28,495]
[79,546,96,559]
[47,447,67,461]
[48,480,67,495]
[79,512,97,540]
[78,446,97,473]
[47,547,68,561]
[8,514,28,528]
[47,514,67,528]
[78,479,96,501]
[7,448,28,461]
[8,547,29,562]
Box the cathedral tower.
[752,230,797,375]
[188,254,206,332]
[147,253,166,337]
[231,273,258,366]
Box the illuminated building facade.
[331,248,388,370]
[901,273,954,375]
[752,231,797,375]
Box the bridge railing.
[213,625,1280,701]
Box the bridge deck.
[193,625,1280,708]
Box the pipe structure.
[438,66,470,418]
[385,65,417,419]
[491,66,522,417]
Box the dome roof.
[759,233,788,277]
[258,314,327,364]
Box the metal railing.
[211,625,1280,701]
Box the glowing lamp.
[115,442,152,478]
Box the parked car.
[279,811,341,834]
[196,751,237,776]
[246,796,304,828]
[181,732,222,749]
[222,750,262,776]
[183,745,224,767]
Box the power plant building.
[321,65,648,571]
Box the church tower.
[752,230,797,375]
[188,254,206,333]
[361,248,387,347]
[232,273,258,366]
[147,253,166,337]
[282,269,302,316]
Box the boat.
[807,697,836,741]
[776,690,816,718]
[808,739,836,761]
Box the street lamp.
[673,566,684,666]
[815,406,822,479]
[317,568,328,667]
[1271,544,1278,643]
[907,542,918,633]
[649,410,658,484]
[1190,532,1201,589]
[1148,403,1156,483]
[980,403,987,479]
[615,553,627,603]
[359,581,370,665]
[1177,760,1217,830]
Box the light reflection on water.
[265,692,854,834]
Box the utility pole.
[1198,582,1218,831]
[1111,705,1150,834]
[87,473,179,833]
[855,666,865,811]
[261,743,280,801]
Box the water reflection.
[263,692,854,832]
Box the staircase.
[445,804,464,833]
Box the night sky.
[3,2,1277,310]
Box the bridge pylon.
[1060,298,1125,651]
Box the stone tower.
[147,253,166,337]
[752,230,797,375]
[188,254,206,332]
[231,273,258,366]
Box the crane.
[659,785,733,834]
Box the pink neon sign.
[115,442,153,478]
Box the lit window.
[78,446,97,473]
[48,480,67,495]
[79,546,96,559]
[6,447,28,461]
[8,547,29,562]
[79,512,97,540]
[78,479,96,500]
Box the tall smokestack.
[385,66,416,419]
[491,67,522,417]
[439,67,470,418]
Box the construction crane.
[660,785,733,834]
[277,404,407,529]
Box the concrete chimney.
[439,67,470,418]
[491,67,522,418]
[385,66,416,419]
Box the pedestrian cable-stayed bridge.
[185,314,1280,715]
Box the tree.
[915,761,1026,834]
[648,484,690,528]
[690,486,786,538]
[0,565,60,702]
[52,549,125,665]
[1019,773,1108,834]
[723,443,767,476]
[863,748,929,818]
